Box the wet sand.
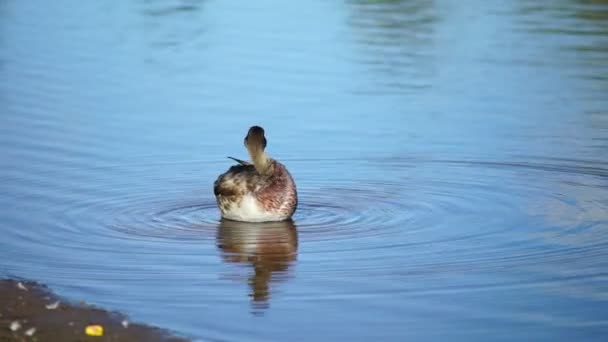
[1,279,188,342]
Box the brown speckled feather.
[214,160,297,221]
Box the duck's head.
[244,126,270,174]
[244,126,267,152]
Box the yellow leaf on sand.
[85,325,104,336]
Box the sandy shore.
[1,279,189,342]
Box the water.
[1,0,607,340]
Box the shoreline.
[1,279,189,342]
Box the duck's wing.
[227,156,251,165]
[214,161,257,197]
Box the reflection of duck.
[217,219,298,307]
[213,126,298,222]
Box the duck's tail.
[227,156,251,165]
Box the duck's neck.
[248,148,272,175]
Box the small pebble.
[85,325,104,336]
[45,301,60,310]
[68,321,74,326]
[17,282,28,291]
[24,327,36,336]
[121,320,129,328]
[10,321,21,332]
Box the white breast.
[221,193,286,222]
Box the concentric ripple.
[12,156,605,277]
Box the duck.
[213,126,297,222]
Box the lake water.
[1,0,607,341]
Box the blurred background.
[1,0,607,341]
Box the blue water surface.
[1,0,607,341]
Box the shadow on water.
[516,0,608,82]
[141,0,205,17]
[139,0,207,54]
[216,219,298,311]
[515,0,608,146]
[345,0,438,92]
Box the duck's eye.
[262,137,267,148]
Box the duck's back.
[214,164,260,197]
[214,161,297,222]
